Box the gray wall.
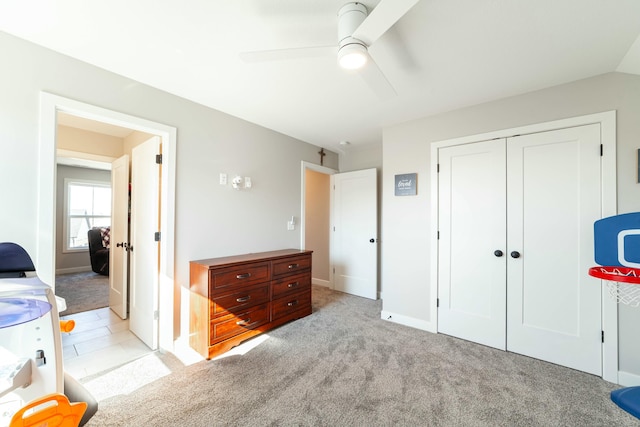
[339,143,382,172]
[0,31,337,342]
[381,72,640,381]
[55,165,111,273]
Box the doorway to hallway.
[39,92,177,353]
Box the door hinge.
[437,298,439,308]
[156,154,163,164]
[437,231,440,240]
[154,310,159,320]
[600,144,603,157]
[154,231,161,242]
[437,163,440,173]
[601,330,604,343]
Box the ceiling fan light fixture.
[338,42,368,69]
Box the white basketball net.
[605,281,640,307]
[589,266,640,307]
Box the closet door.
[506,124,602,375]
[437,139,507,350]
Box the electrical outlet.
[219,173,227,185]
[287,221,295,231]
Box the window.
[64,179,111,251]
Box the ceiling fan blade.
[352,0,420,46]
[239,46,335,63]
[358,55,396,100]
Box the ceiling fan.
[239,0,421,100]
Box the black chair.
[0,242,35,278]
[87,228,109,276]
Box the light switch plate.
[220,173,227,185]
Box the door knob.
[510,251,521,259]
[494,250,503,257]
[369,238,375,243]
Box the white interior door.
[506,124,602,375]
[437,140,507,350]
[129,136,161,350]
[109,155,129,319]
[332,168,377,299]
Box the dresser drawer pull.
[287,282,299,288]
[288,263,299,269]
[236,296,251,303]
[236,273,252,279]
[287,300,299,307]
[236,318,251,326]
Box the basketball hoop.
[589,266,640,307]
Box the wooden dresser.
[189,249,312,359]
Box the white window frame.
[62,178,111,253]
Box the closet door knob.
[494,250,503,257]
[510,251,521,259]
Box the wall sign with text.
[395,173,417,196]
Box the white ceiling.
[2,0,640,152]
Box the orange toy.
[10,393,87,427]
[59,320,75,333]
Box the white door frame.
[430,110,617,383]
[38,92,177,353]
[300,161,337,287]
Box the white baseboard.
[171,337,204,366]
[619,371,640,387]
[380,310,436,333]
[56,266,92,275]
[312,278,331,288]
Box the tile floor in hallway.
[61,307,153,380]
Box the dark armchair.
[87,227,110,276]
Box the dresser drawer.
[210,303,270,344]
[210,262,270,292]
[211,284,269,317]
[271,290,311,321]
[272,272,311,299]
[272,255,311,277]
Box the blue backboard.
[594,213,640,268]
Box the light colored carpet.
[55,272,109,315]
[82,285,637,426]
